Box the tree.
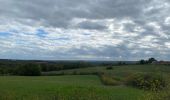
[16,63,41,76]
[139,59,146,64]
[148,58,157,64]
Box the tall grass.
[99,74,122,86]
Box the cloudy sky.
[0,0,170,60]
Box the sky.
[0,0,170,61]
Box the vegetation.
[125,73,166,91]
[106,66,113,70]
[15,63,41,76]
[0,59,170,99]
[139,57,157,64]
[0,60,95,75]
[0,75,145,100]
[99,74,121,86]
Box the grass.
[40,64,170,100]
[42,64,170,78]
[1,64,170,100]
[99,74,122,86]
[0,75,145,100]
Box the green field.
[0,75,146,100]
[42,65,170,78]
[1,65,170,100]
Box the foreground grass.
[0,75,145,100]
[41,65,170,100]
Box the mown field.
[0,64,170,100]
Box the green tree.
[148,58,157,64]
[16,63,41,76]
[139,59,146,64]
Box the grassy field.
[42,65,170,78]
[1,65,170,100]
[0,75,145,100]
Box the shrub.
[0,68,4,75]
[106,66,113,70]
[125,73,166,91]
[16,63,41,76]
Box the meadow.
[0,75,145,100]
[0,64,170,100]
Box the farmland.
[0,64,170,100]
[0,75,145,100]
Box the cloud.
[77,21,107,30]
[0,0,151,28]
[0,0,170,60]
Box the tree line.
[0,61,94,76]
[139,58,157,64]
[0,58,159,76]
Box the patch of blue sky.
[36,29,48,38]
[0,31,11,37]
[48,37,70,41]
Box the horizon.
[0,0,170,60]
[0,58,169,62]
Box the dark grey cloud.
[77,21,107,30]
[0,0,153,28]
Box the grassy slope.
[43,65,170,78]
[0,75,145,100]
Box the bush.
[16,63,41,76]
[106,66,113,70]
[125,73,166,91]
[0,68,5,75]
